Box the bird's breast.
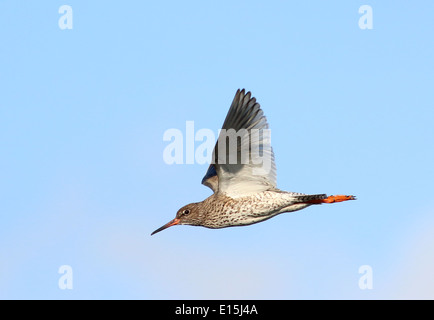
[200,191,298,228]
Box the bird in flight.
[151,89,355,235]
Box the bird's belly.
[203,191,307,228]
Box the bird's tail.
[293,194,327,203]
[294,194,356,204]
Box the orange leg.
[307,195,356,204]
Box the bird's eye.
[183,209,190,215]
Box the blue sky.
[1,1,433,299]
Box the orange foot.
[322,195,356,203]
[307,195,356,204]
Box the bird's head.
[151,203,202,235]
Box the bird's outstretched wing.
[201,89,277,197]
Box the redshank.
[151,89,355,235]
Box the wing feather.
[201,89,277,197]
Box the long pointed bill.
[151,218,180,236]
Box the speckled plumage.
[151,89,355,235]
[178,190,319,229]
